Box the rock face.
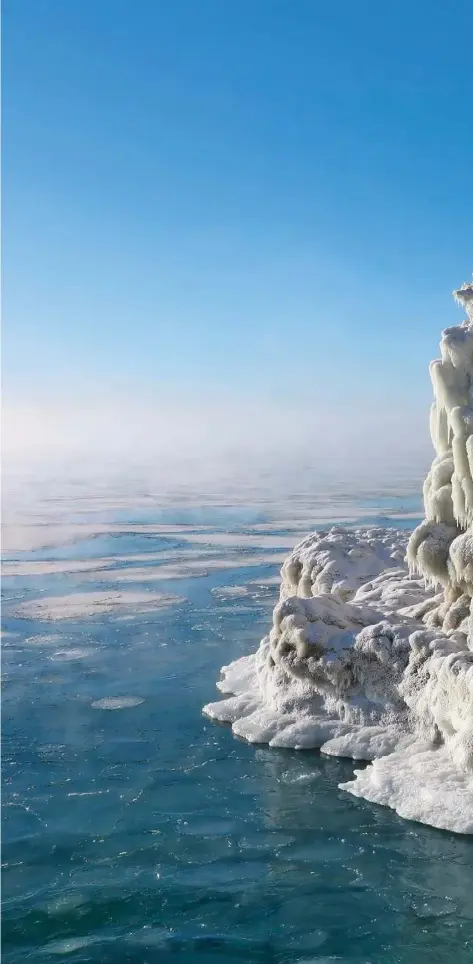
[204,280,473,834]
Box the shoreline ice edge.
[204,278,473,835]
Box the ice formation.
[204,279,473,834]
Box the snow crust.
[204,279,473,834]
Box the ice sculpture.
[204,279,473,834]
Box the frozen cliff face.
[204,279,473,834]
[407,278,473,609]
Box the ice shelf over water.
[204,279,473,834]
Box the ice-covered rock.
[204,278,473,834]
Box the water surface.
[3,489,473,963]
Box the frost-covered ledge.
[204,279,473,834]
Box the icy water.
[2,480,473,963]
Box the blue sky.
[3,0,473,468]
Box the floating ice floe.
[204,278,473,834]
[13,590,184,621]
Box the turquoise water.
[3,498,473,963]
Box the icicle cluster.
[407,280,473,633]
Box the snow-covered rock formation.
[204,279,473,834]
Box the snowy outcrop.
[280,526,406,601]
[204,279,473,834]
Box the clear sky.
[3,0,473,472]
